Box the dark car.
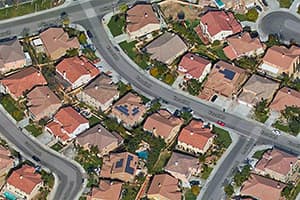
[114,46,120,52]
[211,95,218,102]
[32,155,41,162]
[86,30,93,38]
[262,0,268,6]
[182,107,193,113]
[255,5,263,12]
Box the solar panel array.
[125,155,135,175]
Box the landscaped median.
[0,0,64,20]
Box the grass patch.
[0,95,24,121]
[235,8,259,22]
[213,126,232,149]
[0,0,62,20]
[50,142,64,152]
[185,188,199,200]
[234,57,259,72]
[252,149,267,159]
[122,183,140,200]
[201,165,213,179]
[119,41,148,69]
[89,115,101,127]
[108,15,126,37]
[210,45,228,61]
[274,121,290,133]
[25,123,43,137]
[278,0,293,8]
[152,150,171,173]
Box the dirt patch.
[159,1,204,21]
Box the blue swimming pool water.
[214,0,225,8]
[4,191,17,200]
[137,150,149,160]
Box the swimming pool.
[4,191,17,200]
[214,0,225,8]
[137,150,149,160]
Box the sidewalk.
[290,0,300,13]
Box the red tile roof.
[46,106,88,140]
[270,87,300,111]
[178,53,211,79]
[241,174,286,200]
[87,180,122,200]
[7,164,42,195]
[56,56,100,85]
[200,11,242,37]
[1,67,47,100]
[178,119,214,150]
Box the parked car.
[272,129,281,136]
[217,120,225,126]
[255,5,263,12]
[86,30,93,38]
[32,155,41,162]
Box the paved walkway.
[290,0,300,13]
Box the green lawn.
[152,150,171,173]
[25,123,43,137]
[0,95,24,121]
[82,48,98,62]
[88,115,101,127]
[201,165,213,179]
[274,121,290,133]
[0,0,63,20]
[185,189,198,200]
[213,126,232,149]
[210,46,228,61]
[50,142,64,152]
[235,8,259,22]
[108,15,126,37]
[252,149,267,159]
[119,41,148,69]
[121,184,140,200]
[278,0,293,8]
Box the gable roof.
[143,109,183,138]
[238,74,279,105]
[0,38,25,67]
[87,180,122,200]
[270,87,300,111]
[240,174,286,200]
[178,119,214,150]
[7,164,42,195]
[200,10,242,37]
[56,56,100,85]
[224,32,265,60]
[126,4,160,33]
[147,174,181,200]
[82,73,119,104]
[165,152,199,177]
[1,67,47,99]
[77,124,123,152]
[255,148,298,176]
[263,45,300,71]
[145,32,187,64]
[178,53,211,78]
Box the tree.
[224,184,234,197]
[119,3,128,14]
[78,32,88,45]
[254,99,269,122]
[246,8,259,22]
[66,48,79,57]
[265,34,280,48]
[191,185,200,196]
[186,79,203,96]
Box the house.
[254,148,299,183]
[147,173,182,200]
[4,164,43,200]
[0,67,47,101]
[87,180,122,200]
[126,4,160,39]
[240,174,286,200]
[223,32,265,60]
[0,38,26,73]
[77,73,119,111]
[238,74,279,107]
[143,109,183,143]
[39,27,80,60]
[164,152,200,187]
[260,45,300,76]
[45,106,89,143]
[177,119,214,155]
[26,86,61,121]
[200,61,247,100]
[0,146,14,187]
[56,56,100,89]
[111,92,147,128]
[100,152,138,182]
[198,10,242,42]
[145,32,188,65]
[270,87,300,112]
[76,124,123,156]
[177,53,211,82]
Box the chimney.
[175,161,178,166]
[47,93,50,98]
[190,55,194,60]
[144,12,148,18]
[158,183,161,187]
[288,89,291,95]
[190,131,194,135]
[81,62,84,66]
[98,127,102,132]
[277,183,281,188]
[63,70,67,79]
[37,71,41,76]
[95,85,99,90]
[290,161,293,168]
[19,175,23,180]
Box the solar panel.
[125,155,135,175]
[115,158,124,168]
[116,105,129,116]
[132,107,140,116]
[219,69,236,80]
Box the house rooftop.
[143,109,183,139]
[7,164,42,195]
[0,67,47,99]
[87,180,122,200]
[238,74,279,106]
[126,4,160,33]
[178,119,214,150]
[147,173,181,200]
[240,174,286,200]
[270,87,300,111]
[165,152,199,177]
[0,38,25,68]
[255,148,298,177]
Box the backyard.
[108,15,125,37]
[0,95,24,121]
[0,0,63,20]
[25,123,43,137]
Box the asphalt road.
[0,110,83,200]
[258,10,300,44]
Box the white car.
[272,129,281,135]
